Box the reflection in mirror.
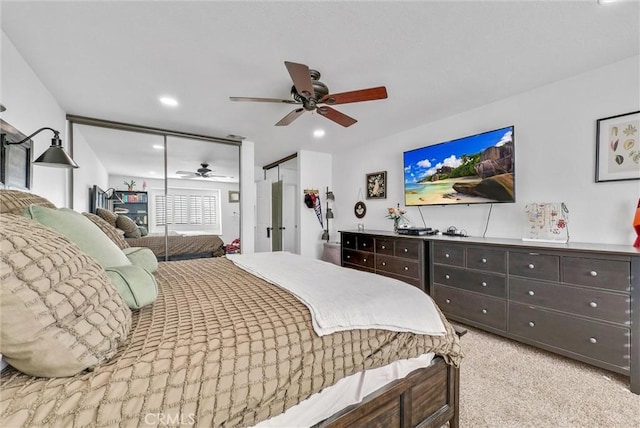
[71,122,240,261]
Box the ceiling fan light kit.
[230,61,388,127]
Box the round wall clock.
[354,201,367,218]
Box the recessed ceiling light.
[152,144,164,150]
[313,129,325,138]
[159,96,179,107]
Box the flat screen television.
[403,126,515,206]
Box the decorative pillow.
[96,207,118,227]
[104,265,158,309]
[0,189,56,214]
[83,212,130,249]
[22,206,131,268]
[123,247,158,273]
[116,214,142,238]
[138,225,149,237]
[0,214,131,377]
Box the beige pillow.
[116,214,142,238]
[0,214,131,377]
[0,189,56,214]
[83,212,130,250]
[96,207,118,227]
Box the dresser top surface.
[339,230,640,257]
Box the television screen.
[403,126,514,206]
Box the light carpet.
[456,324,640,428]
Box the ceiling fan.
[230,61,388,127]
[176,163,227,179]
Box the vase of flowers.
[386,204,407,233]
[124,179,136,191]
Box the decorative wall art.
[366,171,387,199]
[228,190,240,203]
[596,110,640,182]
[0,120,32,190]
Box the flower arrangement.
[386,203,407,232]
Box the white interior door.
[255,179,272,252]
[282,182,297,253]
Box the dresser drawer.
[433,285,506,331]
[432,243,464,266]
[343,249,374,269]
[377,255,420,279]
[394,240,421,260]
[376,238,394,255]
[378,271,421,289]
[433,265,505,298]
[510,278,630,325]
[509,303,629,369]
[562,257,630,292]
[342,234,356,249]
[357,236,374,251]
[509,251,559,281]
[467,247,506,273]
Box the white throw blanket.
[227,252,445,336]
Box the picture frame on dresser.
[595,110,640,182]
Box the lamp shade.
[34,139,79,168]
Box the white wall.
[240,141,256,253]
[298,150,332,258]
[1,31,69,206]
[333,56,640,246]
[72,126,109,211]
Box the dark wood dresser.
[339,230,640,394]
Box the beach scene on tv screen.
[404,127,514,205]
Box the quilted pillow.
[83,212,130,250]
[0,214,131,377]
[0,189,56,214]
[22,206,131,268]
[96,207,118,227]
[116,214,142,238]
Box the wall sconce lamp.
[1,127,79,168]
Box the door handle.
[267,227,273,238]
[279,227,286,230]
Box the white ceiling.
[2,0,639,170]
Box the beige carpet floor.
[456,324,640,428]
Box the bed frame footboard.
[316,356,459,428]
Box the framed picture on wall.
[1,119,33,190]
[366,171,387,199]
[596,110,640,182]
[228,190,240,203]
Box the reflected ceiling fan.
[230,61,388,127]
[176,163,226,179]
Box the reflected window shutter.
[155,195,166,226]
[203,195,217,225]
[174,195,188,224]
[190,195,202,224]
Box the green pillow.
[138,225,148,236]
[123,247,158,273]
[104,265,158,309]
[22,206,131,268]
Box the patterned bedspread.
[0,257,462,427]
[124,234,225,259]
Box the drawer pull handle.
[528,290,535,296]
[528,321,535,327]
[445,253,450,258]
[363,243,367,247]
[363,258,367,262]
[481,258,487,263]
[346,255,351,259]
[445,299,451,304]
[381,245,386,249]
[589,337,597,344]
[481,281,487,287]
[528,263,535,269]
[382,262,386,266]
[404,248,408,253]
[482,309,487,314]
[590,271,598,277]
[445,274,450,280]
[589,301,598,308]
[346,241,350,245]
[404,266,409,271]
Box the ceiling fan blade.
[230,96,299,104]
[316,106,357,127]
[284,61,315,99]
[275,108,305,126]
[320,86,388,105]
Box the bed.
[89,185,226,260]
[0,189,463,427]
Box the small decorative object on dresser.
[595,110,640,182]
[387,203,407,233]
[366,170,387,199]
[634,198,640,247]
